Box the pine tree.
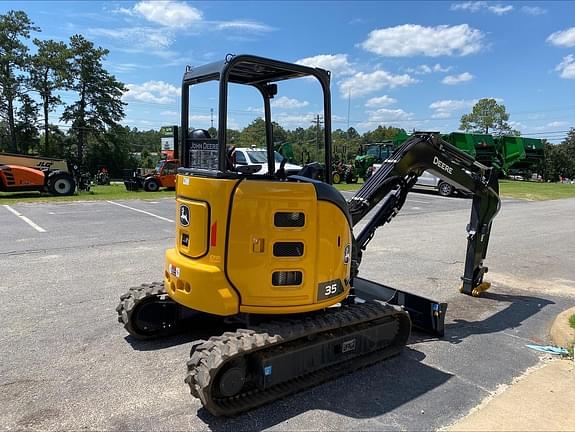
[61,35,126,162]
[30,39,70,155]
[0,10,40,152]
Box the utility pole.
[347,90,351,132]
[312,114,324,150]
[347,90,351,162]
[210,108,214,129]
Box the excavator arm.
[349,132,501,296]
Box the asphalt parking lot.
[1,191,574,431]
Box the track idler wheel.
[117,282,182,339]
[215,359,247,398]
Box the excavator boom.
[349,132,500,295]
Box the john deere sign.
[160,126,177,152]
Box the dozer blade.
[184,300,410,416]
[353,277,447,337]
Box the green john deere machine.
[354,141,396,180]
[393,132,545,177]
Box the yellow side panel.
[227,180,318,307]
[227,180,352,310]
[315,200,352,295]
[165,174,353,316]
[164,248,239,316]
[164,175,240,315]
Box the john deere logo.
[180,205,190,227]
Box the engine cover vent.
[273,242,304,257]
[274,212,305,227]
[272,271,303,286]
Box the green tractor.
[354,142,396,180]
[331,160,357,184]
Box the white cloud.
[521,6,547,15]
[450,2,514,15]
[407,64,452,74]
[555,55,575,79]
[365,95,397,107]
[360,24,485,57]
[357,107,413,128]
[338,70,418,97]
[429,99,475,118]
[160,110,178,116]
[105,62,149,73]
[123,81,179,104]
[132,1,202,28]
[271,96,309,109]
[295,54,355,76]
[429,97,503,118]
[215,20,273,32]
[246,106,264,114]
[508,121,525,131]
[88,27,173,49]
[487,4,513,15]
[273,112,318,128]
[450,2,486,12]
[189,115,213,123]
[442,72,474,85]
[546,121,568,128]
[367,108,412,121]
[547,28,575,48]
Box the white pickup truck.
[234,148,302,176]
[372,164,458,197]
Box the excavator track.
[116,282,192,339]
[185,300,410,416]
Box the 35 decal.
[317,279,343,301]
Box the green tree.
[61,34,126,163]
[460,98,516,136]
[30,39,70,155]
[0,10,39,152]
[39,125,69,158]
[14,93,39,154]
[360,125,404,144]
[84,124,137,177]
[543,128,575,181]
[235,118,266,148]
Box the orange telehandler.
[0,153,77,196]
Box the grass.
[498,180,575,201]
[2,178,575,205]
[335,179,575,201]
[334,181,364,191]
[0,183,174,205]
[569,313,575,331]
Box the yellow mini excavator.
[117,54,500,416]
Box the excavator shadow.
[124,315,237,351]
[409,291,554,345]
[197,347,452,430]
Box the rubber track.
[116,282,182,339]
[184,301,410,416]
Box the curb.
[550,306,575,350]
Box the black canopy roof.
[182,54,330,86]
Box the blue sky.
[3,1,575,142]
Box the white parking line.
[408,199,431,204]
[3,205,47,233]
[106,200,174,223]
